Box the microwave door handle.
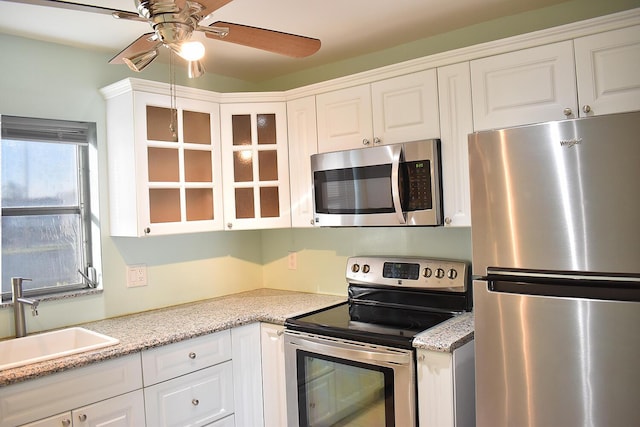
[391,146,406,224]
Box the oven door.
[284,330,416,427]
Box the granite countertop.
[1,288,475,387]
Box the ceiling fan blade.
[109,33,159,65]
[205,21,321,58]
[2,0,133,16]
[175,0,233,17]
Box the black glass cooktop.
[285,301,455,349]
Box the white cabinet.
[437,62,474,227]
[101,80,224,236]
[231,323,264,427]
[574,24,640,116]
[470,41,578,131]
[417,341,475,427]
[316,70,440,152]
[0,354,143,427]
[144,362,234,427]
[286,96,318,228]
[220,103,291,230]
[21,391,145,427]
[260,323,287,427]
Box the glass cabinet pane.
[233,151,253,182]
[235,188,255,218]
[184,150,212,182]
[149,189,181,223]
[183,110,211,145]
[186,189,214,221]
[258,151,278,181]
[148,148,179,182]
[257,114,276,145]
[260,187,280,217]
[232,115,252,146]
[147,106,178,142]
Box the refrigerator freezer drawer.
[474,279,640,427]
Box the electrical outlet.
[288,252,297,270]
[126,264,148,287]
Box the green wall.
[0,0,638,338]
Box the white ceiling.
[0,0,572,82]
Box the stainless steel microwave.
[311,139,442,226]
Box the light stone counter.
[0,288,344,387]
[412,312,474,352]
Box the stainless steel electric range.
[284,256,472,427]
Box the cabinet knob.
[444,217,452,225]
[563,107,573,117]
[582,105,592,114]
[362,139,370,146]
[62,419,72,427]
[192,398,200,406]
[189,352,197,359]
[78,414,87,422]
[144,227,151,235]
[373,137,381,145]
[227,222,233,229]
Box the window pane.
[2,140,79,207]
[2,214,82,292]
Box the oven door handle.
[390,145,406,225]
[289,335,412,365]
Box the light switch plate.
[288,252,297,270]
[126,264,148,287]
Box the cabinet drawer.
[142,330,232,386]
[0,354,142,427]
[144,361,234,427]
[207,414,235,426]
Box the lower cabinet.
[260,323,287,427]
[416,340,475,427]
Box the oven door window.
[314,165,394,214]
[297,351,394,427]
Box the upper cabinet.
[470,41,578,131]
[316,70,440,152]
[287,96,318,228]
[471,25,640,131]
[220,102,291,230]
[574,25,640,117]
[102,81,224,236]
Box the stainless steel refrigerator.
[468,111,640,427]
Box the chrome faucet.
[11,277,39,338]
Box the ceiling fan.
[7,0,322,78]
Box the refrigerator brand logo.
[560,138,583,148]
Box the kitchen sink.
[0,327,119,371]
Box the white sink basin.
[0,327,119,371]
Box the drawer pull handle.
[192,398,200,406]
[189,352,197,359]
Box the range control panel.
[345,256,469,292]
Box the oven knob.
[351,264,360,273]
[423,267,433,278]
[362,264,370,273]
[436,268,445,279]
[447,269,458,280]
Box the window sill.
[0,287,103,309]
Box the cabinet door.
[73,390,145,427]
[470,41,578,130]
[260,323,287,427]
[19,413,72,427]
[135,92,224,235]
[231,323,264,427]
[286,96,318,228]
[316,84,373,152]
[144,362,234,427]
[574,25,640,117]
[371,69,440,144]
[220,103,291,230]
[437,62,473,227]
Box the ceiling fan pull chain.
[169,49,178,141]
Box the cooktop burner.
[285,256,472,349]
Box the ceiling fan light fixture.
[178,41,206,61]
[188,60,206,79]
[122,48,158,72]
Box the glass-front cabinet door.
[220,103,291,230]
